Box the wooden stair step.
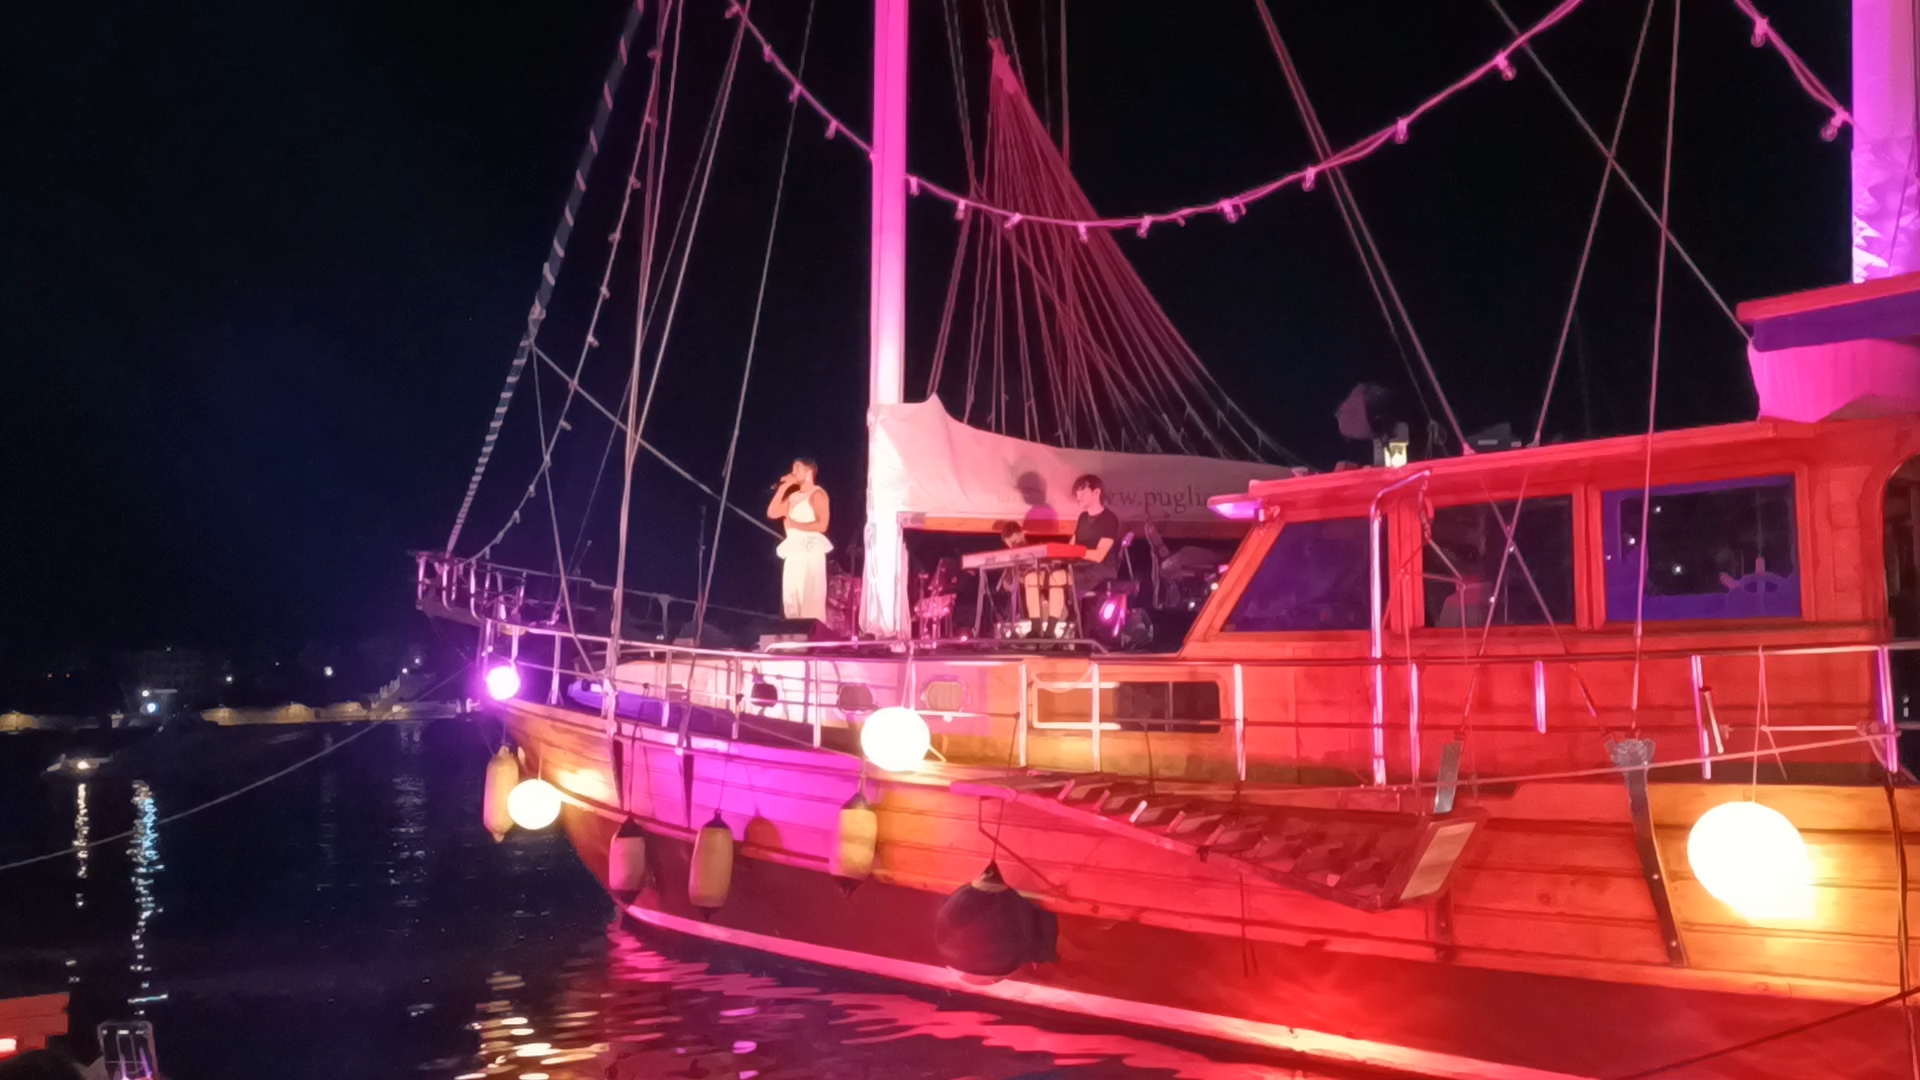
[1055,774,1121,804]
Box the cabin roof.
[1208,415,1910,519]
[1736,268,1920,351]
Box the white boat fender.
[828,790,878,890]
[934,862,1058,979]
[482,745,519,842]
[688,811,735,914]
[607,820,649,899]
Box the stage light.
[506,779,562,830]
[1687,801,1814,921]
[485,664,521,701]
[860,706,931,772]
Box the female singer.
[766,458,832,620]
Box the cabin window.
[1033,680,1222,732]
[1224,517,1382,632]
[1604,476,1800,621]
[1424,497,1576,627]
[920,678,965,713]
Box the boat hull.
[510,702,1917,1080]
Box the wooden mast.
[860,0,910,637]
[1853,0,1920,281]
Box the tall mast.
[1853,0,1920,281]
[860,0,910,637]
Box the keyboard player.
[994,521,1073,637]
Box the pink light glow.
[1208,498,1259,521]
[485,664,521,702]
[1099,600,1120,624]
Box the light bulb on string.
[1076,223,1090,242]
[954,199,968,221]
[1821,114,1845,142]
[1136,217,1153,238]
[908,176,921,196]
[1495,52,1516,80]
[1302,168,1317,192]
[1003,213,1022,230]
[1395,118,1410,144]
[1749,17,1769,47]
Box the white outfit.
[776,489,832,620]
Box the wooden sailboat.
[423,2,1920,1076]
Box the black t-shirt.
[1073,509,1122,565]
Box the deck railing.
[426,552,1913,787]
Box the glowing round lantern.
[506,778,563,831]
[482,746,520,841]
[1686,801,1815,921]
[859,706,931,773]
[485,663,522,701]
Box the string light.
[717,0,1848,237]
[1003,213,1023,229]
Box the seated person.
[997,520,1067,635]
[1070,474,1123,597]
[1021,474,1121,636]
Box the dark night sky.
[0,0,1851,658]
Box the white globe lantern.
[860,706,932,773]
[507,778,563,831]
[1686,801,1815,921]
[485,663,522,701]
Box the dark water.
[0,721,1335,1079]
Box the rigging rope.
[533,346,778,539]
[929,44,1298,462]
[444,0,649,554]
[1484,0,1749,355]
[1630,0,1684,719]
[730,0,1848,237]
[476,32,664,562]
[1253,0,1449,447]
[696,0,818,638]
[1516,0,1660,447]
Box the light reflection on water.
[127,779,166,1014]
[2,721,1342,1080]
[436,928,1330,1080]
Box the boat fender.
[482,745,519,842]
[828,790,878,888]
[607,820,649,899]
[688,811,735,914]
[934,862,1058,979]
